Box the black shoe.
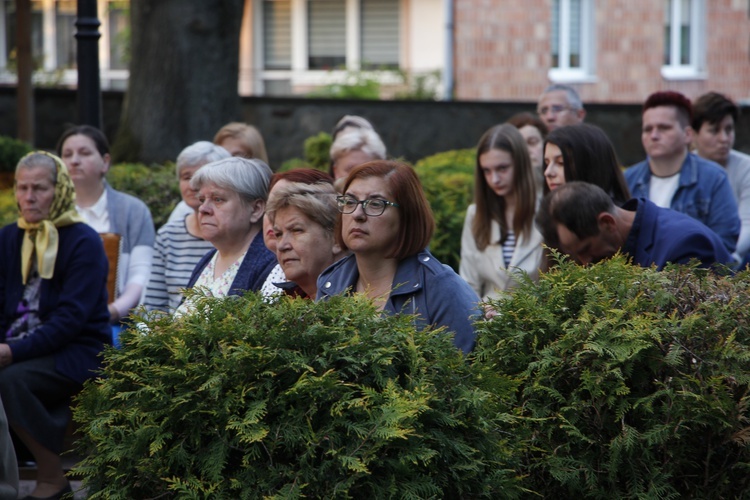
[22,482,72,500]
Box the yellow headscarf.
[16,151,82,284]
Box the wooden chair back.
[99,233,121,302]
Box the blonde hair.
[213,122,269,165]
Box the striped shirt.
[502,231,516,268]
[142,216,214,314]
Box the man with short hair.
[692,91,750,261]
[536,84,586,131]
[535,182,732,270]
[624,91,740,254]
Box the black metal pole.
[75,0,102,128]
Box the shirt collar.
[78,188,108,218]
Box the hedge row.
[73,256,750,498]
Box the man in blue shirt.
[536,182,732,270]
[624,90,739,255]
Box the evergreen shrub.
[107,162,181,229]
[476,254,750,498]
[413,149,475,272]
[0,135,32,172]
[0,189,16,227]
[73,292,524,499]
[279,132,332,173]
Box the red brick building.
[454,0,750,104]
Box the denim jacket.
[625,153,739,253]
[316,250,480,354]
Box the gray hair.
[190,157,273,205]
[542,84,584,110]
[266,181,338,232]
[175,141,230,177]
[16,153,57,182]
[329,127,387,164]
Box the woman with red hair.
[317,161,480,353]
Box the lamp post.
[75,0,102,128]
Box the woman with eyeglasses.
[316,160,480,354]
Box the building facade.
[454,0,750,104]
[1,0,749,104]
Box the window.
[261,0,400,72]
[549,0,594,82]
[361,0,399,69]
[662,0,705,79]
[107,1,129,70]
[2,0,44,71]
[263,0,291,70]
[55,0,77,69]
[308,0,346,69]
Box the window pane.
[263,0,291,70]
[56,0,77,69]
[679,0,691,65]
[551,0,560,67]
[108,1,129,70]
[361,0,399,69]
[5,1,44,69]
[568,0,581,68]
[308,0,345,69]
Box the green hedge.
[413,149,475,272]
[476,254,750,498]
[0,136,32,172]
[0,162,180,230]
[279,132,332,173]
[107,162,181,229]
[73,292,523,499]
[72,250,750,497]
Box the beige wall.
[406,0,445,72]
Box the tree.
[112,0,244,163]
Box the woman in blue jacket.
[316,160,480,354]
[0,152,110,499]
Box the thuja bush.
[73,292,524,499]
[108,162,181,229]
[413,149,475,272]
[475,254,750,498]
[279,132,332,173]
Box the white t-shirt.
[649,172,680,208]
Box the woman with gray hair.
[265,181,344,298]
[175,157,277,316]
[329,115,387,183]
[142,141,230,313]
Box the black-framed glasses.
[336,195,400,216]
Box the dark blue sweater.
[0,222,111,385]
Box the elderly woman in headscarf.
[0,152,110,499]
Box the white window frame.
[548,0,596,84]
[661,0,705,80]
[0,0,128,89]
[255,0,401,95]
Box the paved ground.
[17,454,87,499]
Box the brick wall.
[454,0,750,104]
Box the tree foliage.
[476,254,750,498]
[73,292,523,499]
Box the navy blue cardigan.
[0,222,111,385]
[186,232,276,297]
